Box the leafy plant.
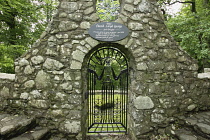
[0,44,26,73]
[0,0,58,46]
[0,0,58,73]
[165,0,210,71]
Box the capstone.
[70,61,82,70]
[72,50,85,62]
[85,37,99,47]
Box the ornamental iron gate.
[87,47,128,133]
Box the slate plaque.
[88,22,129,42]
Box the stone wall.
[0,73,15,111]
[198,68,210,78]
[0,0,209,139]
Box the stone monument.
[0,0,209,139]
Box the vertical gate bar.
[106,83,108,126]
[124,74,126,129]
[124,72,127,129]
[110,83,112,123]
[123,74,125,128]
[103,84,104,125]
[92,72,93,129]
[126,71,128,130]
[122,75,124,128]
[88,71,91,131]
[122,73,124,129]
[107,83,109,125]
[124,73,126,129]
[89,71,91,130]
[120,80,122,129]
[110,83,111,124]
[101,83,102,126]
[90,72,92,129]
[109,83,110,124]
[104,83,106,125]
[93,74,96,124]
[92,72,94,129]
[121,77,123,125]
[110,84,115,123]
[104,82,106,125]
[102,84,104,124]
[90,72,93,130]
[88,71,90,130]
[125,71,128,130]
[105,82,107,129]
[91,72,92,130]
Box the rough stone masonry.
[0,0,209,139]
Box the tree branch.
[163,0,196,13]
[163,1,194,5]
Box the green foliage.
[165,0,210,71]
[0,0,37,45]
[0,0,58,73]
[0,0,58,46]
[0,45,26,73]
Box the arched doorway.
[87,46,128,133]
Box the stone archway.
[81,43,136,138]
[86,45,129,133]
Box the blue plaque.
[88,22,129,42]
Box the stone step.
[173,111,210,140]
[182,111,210,139]
[10,127,49,140]
[173,128,208,140]
[0,113,36,139]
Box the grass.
[87,93,127,133]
